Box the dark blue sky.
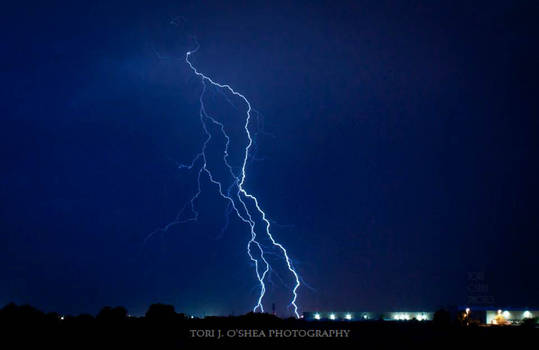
[1,1,538,317]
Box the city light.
[330,313,336,320]
[523,311,532,318]
[392,313,412,321]
[314,313,321,320]
[345,313,352,320]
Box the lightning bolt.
[148,40,301,317]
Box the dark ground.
[1,303,536,347]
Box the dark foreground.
[1,303,536,347]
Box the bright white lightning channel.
[150,42,301,317]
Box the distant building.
[305,307,538,325]
[303,311,433,321]
[457,306,538,325]
[486,309,537,325]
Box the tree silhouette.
[145,303,185,323]
[96,306,128,323]
[433,309,451,327]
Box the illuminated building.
[458,306,538,325]
[486,309,537,325]
[303,311,434,321]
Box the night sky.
[1,1,538,317]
